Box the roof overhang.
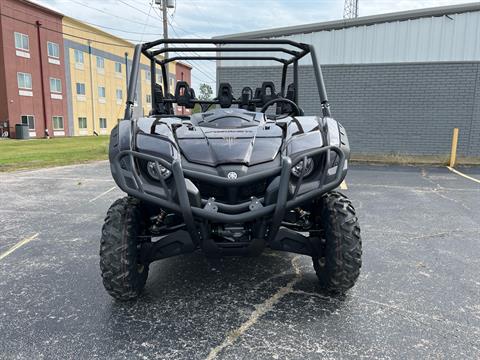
[215,2,480,39]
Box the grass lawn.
[0,136,110,172]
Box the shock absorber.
[149,210,167,234]
[295,208,311,230]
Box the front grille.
[239,181,267,200]
[195,181,226,201]
[194,180,267,204]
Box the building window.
[99,118,107,129]
[146,94,152,103]
[17,72,32,90]
[14,32,29,51]
[145,70,151,81]
[78,117,87,129]
[49,78,62,93]
[52,116,64,130]
[21,115,35,130]
[76,82,86,95]
[74,49,84,64]
[115,62,122,74]
[96,56,104,69]
[116,89,123,100]
[98,86,106,98]
[47,42,59,58]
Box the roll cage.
[123,38,331,120]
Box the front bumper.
[112,145,346,244]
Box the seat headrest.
[239,87,252,108]
[261,81,277,104]
[152,83,167,114]
[154,83,164,99]
[175,81,195,108]
[217,83,233,108]
[286,83,295,101]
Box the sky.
[33,0,479,91]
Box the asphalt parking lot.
[0,162,479,359]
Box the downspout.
[36,21,49,138]
[125,52,130,115]
[88,40,97,135]
[125,52,129,90]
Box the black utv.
[100,38,361,301]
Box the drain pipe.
[36,21,49,138]
[88,40,97,135]
[125,52,129,90]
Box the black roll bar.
[124,38,330,120]
[124,44,142,120]
[151,47,301,57]
[142,38,310,51]
[309,45,331,117]
[159,56,289,65]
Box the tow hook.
[249,197,263,211]
[204,197,218,212]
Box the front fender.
[109,120,133,187]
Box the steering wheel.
[260,98,303,116]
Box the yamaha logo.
[227,171,238,180]
[223,135,236,147]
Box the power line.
[167,29,217,82]
[1,5,211,96]
[149,6,216,82]
[139,2,154,42]
[69,0,164,30]
[64,21,160,36]
[0,12,140,46]
[116,0,154,18]
[2,4,216,85]
[167,13,202,39]
[191,73,216,85]
[0,4,147,42]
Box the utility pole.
[155,0,175,60]
[343,0,359,19]
[162,1,169,60]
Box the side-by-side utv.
[100,38,362,301]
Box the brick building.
[175,61,193,115]
[0,0,68,138]
[0,0,190,138]
[217,3,480,157]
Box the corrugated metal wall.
[219,11,480,67]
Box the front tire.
[100,197,149,301]
[311,191,362,293]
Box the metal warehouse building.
[217,3,480,158]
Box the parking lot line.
[15,176,114,182]
[340,180,348,190]
[206,256,302,360]
[0,233,39,261]
[89,186,117,202]
[447,166,480,184]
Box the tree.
[198,83,213,101]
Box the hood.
[175,109,283,166]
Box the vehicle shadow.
[100,250,352,359]
[105,249,348,332]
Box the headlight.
[146,161,171,180]
[291,157,314,178]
